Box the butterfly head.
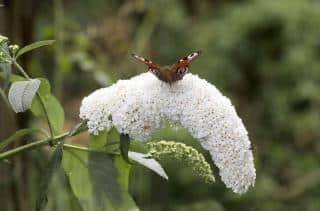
[131,51,201,83]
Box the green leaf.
[16,40,55,58]
[107,127,120,144]
[89,130,108,150]
[0,128,40,151]
[128,151,168,180]
[8,79,41,113]
[120,134,131,164]
[36,143,64,211]
[63,149,138,211]
[90,128,119,152]
[31,78,64,135]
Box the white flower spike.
[80,72,256,194]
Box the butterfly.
[131,51,201,83]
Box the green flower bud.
[147,140,215,184]
[9,44,19,54]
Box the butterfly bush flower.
[80,72,256,194]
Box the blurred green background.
[1,0,320,210]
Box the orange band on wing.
[131,53,161,69]
[171,51,201,69]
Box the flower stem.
[63,144,96,153]
[13,61,30,79]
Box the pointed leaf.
[0,128,40,151]
[16,40,55,58]
[128,151,168,180]
[8,79,40,113]
[36,143,64,211]
[120,134,131,164]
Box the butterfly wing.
[131,53,161,70]
[169,51,201,81]
[170,51,201,70]
[131,51,201,83]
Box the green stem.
[63,144,120,155]
[0,132,121,160]
[13,61,54,137]
[13,61,30,79]
[63,144,97,153]
[0,132,68,160]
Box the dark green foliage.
[62,132,138,211]
[120,134,131,164]
[36,143,63,211]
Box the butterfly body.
[131,51,201,84]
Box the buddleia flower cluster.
[147,140,215,184]
[80,72,256,194]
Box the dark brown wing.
[170,51,201,70]
[131,53,161,70]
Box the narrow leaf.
[0,128,40,151]
[8,79,40,113]
[128,151,168,180]
[16,40,55,58]
[120,134,131,164]
[36,143,64,211]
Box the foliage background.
[1,0,320,210]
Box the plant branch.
[63,144,97,153]
[63,144,120,155]
[0,132,68,160]
[13,61,30,79]
[0,129,121,160]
